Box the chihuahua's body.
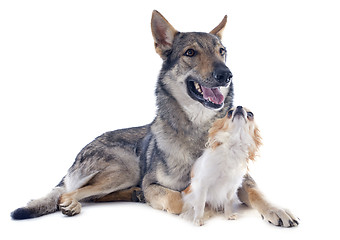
[182,106,260,226]
[11,11,298,228]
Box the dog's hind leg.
[58,127,147,216]
[94,187,144,203]
[59,170,138,216]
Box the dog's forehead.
[174,32,222,51]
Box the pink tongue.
[201,86,224,105]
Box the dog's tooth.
[194,82,202,93]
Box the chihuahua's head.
[208,106,262,161]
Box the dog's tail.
[11,181,66,220]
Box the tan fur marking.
[182,185,192,195]
[94,187,141,202]
[247,187,271,212]
[247,188,264,205]
[197,53,216,80]
[248,125,262,162]
[165,190,183,214]
[253,126,262,148]
[144,184,183,215]
[207,116,229,149]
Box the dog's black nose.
[213,66,233,85]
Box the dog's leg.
[142,183,183,215]
[59,185,134,216]
[94,187,144,203]
[59,172,138,216]
[237,174,299,227]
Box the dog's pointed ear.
[151,10,178,59]
[210,15,227,40]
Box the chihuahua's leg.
[224,192,238,220]
[192,186,208,226]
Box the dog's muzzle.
[186,62,232,110]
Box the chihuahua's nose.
[234,106,243,115]
[213,64,233,86]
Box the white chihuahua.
[181,106,262,226]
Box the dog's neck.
[152,71,233,164]
[155,80,206,134]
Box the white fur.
[182,113,256,226]
[64,171,99,192]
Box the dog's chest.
[148,106,214,191]
[156,137,205,190]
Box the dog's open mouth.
[187,79,225,109]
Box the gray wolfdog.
[11,10,298,227]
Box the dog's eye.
[247,112,254,120]
[184,49,196,57]
[219,48,226,56]
[227,110,233,118]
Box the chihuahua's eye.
[184,49,196,57]
[247,112,254,120]
[227,110,233,118]
[219,48,226,56]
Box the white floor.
[4,202,307,240]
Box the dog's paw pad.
[59,197,81,216]
[194,217,205,226]
[227,213,238,220]
[261,207,299,227]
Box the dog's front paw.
[59,195,81,216]
[227,213,238,220]
[260,206,299,227]
[165,191,183,215]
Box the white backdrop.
[1,0,339,239]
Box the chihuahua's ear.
[210,15,227,40]
[151,10,178,59]
[248,125,262,162]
